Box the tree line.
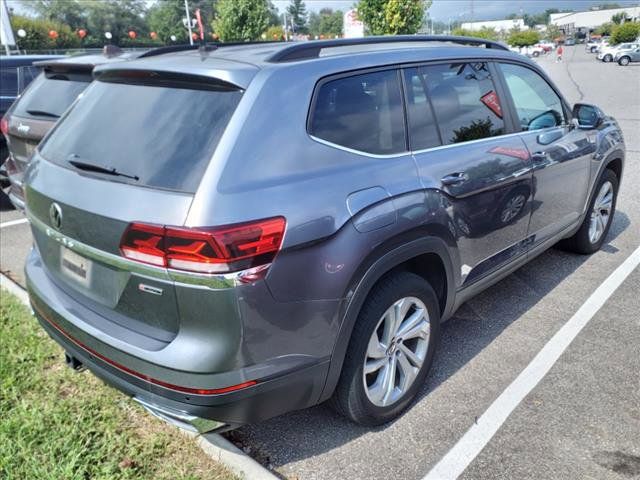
[8,0,439,50]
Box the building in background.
[460,18,527,32]
[550,6,640,36]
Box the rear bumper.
[26,247,332,428]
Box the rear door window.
[40,76,243,193]
[421,62,505,145]
[309,69,406,155]
[12,72,90,119]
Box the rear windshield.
[40,77,243,193]
[12,72,90,119]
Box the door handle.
[441,172,468,186]
[531,152,547,164]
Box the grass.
[0,290,237,480]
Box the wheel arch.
[318,228,457,403]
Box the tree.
[357,0,431,35]
[308,8,343,38]
[286,0,308,33]
[594,22,614,36]
[610,21,640,44]
[611,12,630,24]
[10,14,80,50]
[267,1,281,27]
[148,0,215,43]
[213,0,271,41]
[507,28,540,47]
[21,0,148,46]
[452,27,498,41]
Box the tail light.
[0,116,8,137]
[120,217,286,274]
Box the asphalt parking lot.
[1,45,639,480]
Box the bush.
[11,15,80,50]
[264,25,285,41]
[452,27,499,41]
[610,21,640,44]
[507,28,540,47]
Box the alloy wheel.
[363,296,430,407]
[588,181,613,244]
[500,194,526,224]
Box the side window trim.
[400,66,444,150]
[493,60,572,130]
[306,65,410,158]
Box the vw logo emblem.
[49,203,63,230]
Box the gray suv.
[24,36,625,430]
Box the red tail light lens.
[0,116,8,137]
[120,217,286,274]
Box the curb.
[0,272,279,480]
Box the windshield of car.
[39,76,243,193]
[12,72,91,119]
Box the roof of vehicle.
[0,54,64,66]
[94,36,531,90]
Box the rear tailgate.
[25,67,245,344]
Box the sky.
[273,0,640,21]
[6,0,640,22]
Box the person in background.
[556,44,564,62]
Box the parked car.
[0,54,63,188]
[24,36,625,430]
[2,45,185,210]
[615,45,640,65]
[586,38,605,53]
[597,42,640,62]
[564,38,576,46]
[536,40,554,53]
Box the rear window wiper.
[68,156,139,181]
[25,109,60,118]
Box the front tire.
[559,169,618,254]
[603,54,613,62]
[330,272,440,426]
[618,56,630,66]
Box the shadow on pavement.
[226,210,630,469]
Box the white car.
[508,45,545,57]
[597,42,639,62]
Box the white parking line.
[423,245,640,480]
[0,218,29,228]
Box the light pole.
[184,0,193,45]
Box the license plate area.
[60,246,92,287]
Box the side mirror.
[572,103,605,129]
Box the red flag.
[195,9,204,41]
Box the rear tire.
[330,271,440,426]
[559,169,618,254]
[618,56,630,66]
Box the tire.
[533,51,539,58]
[618,56,630,66]
[603,54,612,62]
[330,271,441,426]
[559,169,619,254]
[591,46,597,53]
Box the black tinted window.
[12,73,90,119]
[499,63,565,131]
[0,67,17,96]
[310,69,405,155]
[423,63,505,145]
[40,78,242,193]
[403,68,441,150]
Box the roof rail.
[137,44,198,58]
[268,35,509,63]
[138,40,285,58]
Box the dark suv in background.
[24,36,624,431]
[1,54,62,190]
